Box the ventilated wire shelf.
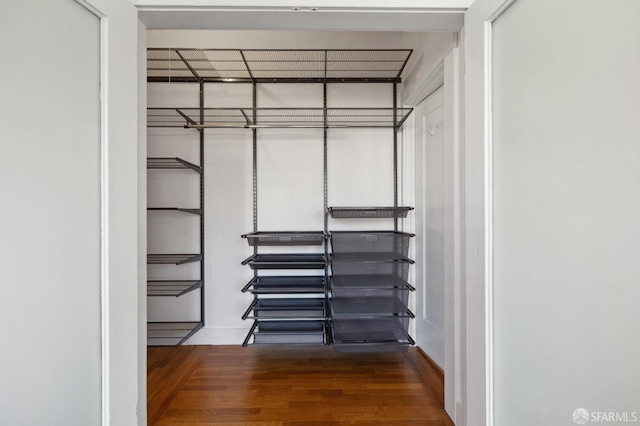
[147,107,412,129]
[331,318,413,346]
[147,207,202,215]
[147,280,203,297]
[242,254,327,270]
[245,320,326,345]
[242,298,326,320]
[330,297,413,318]
[147,322,203,346]
[242,231,326,246]
[330,231,414,257]
[147,157,202,173]
[147,253,202,265]
[147,48,412,83]
[330,275,414,291]
[242,276,326,294]
[328,206,414,219]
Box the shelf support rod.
[393,82,398,231]
[199,80,206,327]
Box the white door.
[0,1,139,425]
[465,0,640,425]
[414,86,446,368]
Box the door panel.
[492,0,640,425]
[414,87,447,368]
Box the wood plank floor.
[148,345,454,426]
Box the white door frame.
[73,0,141,425]
[132,4,489,426]
[403,45,464,425]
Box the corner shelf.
[147,280,203,297]
[147,322,203,347]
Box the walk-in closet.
[146,30,456,355]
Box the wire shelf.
[147,107,412,129]
[242,231,326,246]
[147,280,203,297]
[328,206,414,219]
[330,275,414,291]
[147,207,202,215]
[248,320,326,345]
[147,48,412,83]
[330,297,413,318]
[241,276,326,294]
[242,254,327,270]
[331,318,412,346]
[242,298,326,320]
[147,322,203,346]
[147,253,202,265]
[147,157,202,173]
[330,231,414,257]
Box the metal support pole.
[393,82,398,231]
[252,83,258,278]
[199,80,206,326]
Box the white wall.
[492,0,640,424]
[402,32,457,103]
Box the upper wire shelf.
[147,107,413,129]
[147,48,413,83]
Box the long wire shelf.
[147,48,413,83]
[148,280,203,297]
[147,107,413,129]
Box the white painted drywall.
[402,32,457,103]
[492,0,640,424]
[0,2,101,424]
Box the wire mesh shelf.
[242,298,326,320]
[331,318,413,346]
[328,206,414,219]
[147,280,203,297]
[330,231,414,257]
[147,157,202,173]
[242,276,326,294]
[147,48,412,83]
[330,297,413,318]
[242,254,327,270]
[147,207,202,215]
[242,231,326,246]
[330,275,414,291]
[147,107,413,129]
[147,253,202,265]
[247,320,326,345]
[147,322,203,346]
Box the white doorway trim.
[403,45,464,425]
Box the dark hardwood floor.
[148,345,454,425]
